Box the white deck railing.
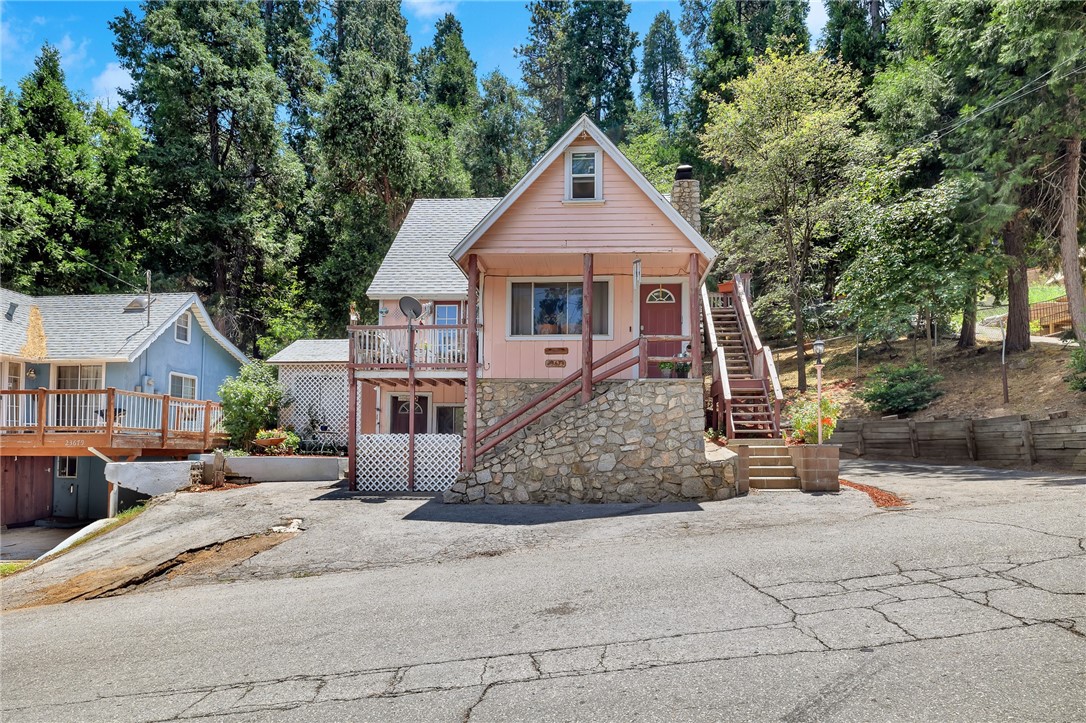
[350,324,470,368]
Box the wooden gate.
[1,456,53,526]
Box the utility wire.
[55,245,147,294]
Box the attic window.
[566,148,602,201]
[175,312,191,344]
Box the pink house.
[342,116,783,500]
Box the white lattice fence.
[278,364,350,445]
[355,434,462,492]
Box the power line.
[55,245,147,294]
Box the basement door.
[640,283,684,378]
[390,395,429,434]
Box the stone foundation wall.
[448,379,736,504]
[477,379,623,453]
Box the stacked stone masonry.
[447,379,736,504]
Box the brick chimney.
[670,164,701,232]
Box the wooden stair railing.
[475,335,693,461]
[733,274,783,433]
[701,285,733,437]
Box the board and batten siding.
[472,149,698,256]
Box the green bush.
[788,394,842,444]
[1068,343,1086,392]
[858,363,944,415]
[218,362,287,449]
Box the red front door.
[640,284,684,378]
[390,395,428,434]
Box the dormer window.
[565,147,602,201]
[175,312,191,344]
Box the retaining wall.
[448,379,736,504]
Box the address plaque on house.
[545,359,566,368]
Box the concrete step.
[749,476,801,489]
[750,450,791,460]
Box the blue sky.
[1,0,828,106]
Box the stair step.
[749,476,801,490]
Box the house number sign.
[545,359,566,368]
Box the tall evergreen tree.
[641,11,686,130]
[263,0,324,161]
[517,0,570,141]
[563,0,638,136]
[688,0,749,131]
[112,0,304,350]
[821,0,884,80]
[416,14,479,114]
[465,71,541,197]
[0,45,147,295]
[679,0,713,63]
[321,0,412,79]
[769,0,810,53]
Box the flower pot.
[676,369,689,379]
[659,368,673,378]
[252,437,286,448]
[717,281,735,294]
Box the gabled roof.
[266,339,349,364]
[367,198,501,299]
[0,288,248,364]
[450,115,717,264]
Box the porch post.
[689,253,703,378]
[581,253,594,404]
[465,254,479,472]
[348,336,358,491]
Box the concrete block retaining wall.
[789,445,840,492]
[193,455,346,482]
[448,379,736,504]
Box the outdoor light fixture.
[25,368,36,380]
[379,306,390,317]
[813,339,826,445]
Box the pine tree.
[688,0,749,131]
[112,0,304,350]
[768,0,810,53]
[263,0,324,160]
[517,0,570,141]
[563,0,639,136]
[641,11,686,130]
[416,14,479,114]
[821,0,884,80]
[321,0,412,79]
[465,71,542,197]
[679,0,714,63]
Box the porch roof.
[267,339,349,364]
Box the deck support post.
[105,388,115,449]
[689,253,703,378]
[160,394,170,446]
[36,388,47,444]
[582,253,594,404]
[407,320,416,491]
[348,345,358,491]
[465,254,479,472]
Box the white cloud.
[1,18,27,62]
[404,0,458,20]
[92,62,132,108]
[56,33,91,71]
[31,16,46,26]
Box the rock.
[598,453,617,472]
[466,485,485,501]
[475,469,493,485]
[681,478,706,498]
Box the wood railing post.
[160,394,170,445]
[465,253,479,471]
[203,400,213,449]
[689,254,702,378]
[36,388,47,444]
[105,388,116,448]
[582,253,593,404]
[638,337,648,379]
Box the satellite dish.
[398,295,423,321]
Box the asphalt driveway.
[1,459,1083,721]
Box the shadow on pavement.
[401,499,704,526]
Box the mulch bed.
[839,478,910,508]
[182,482,253,493]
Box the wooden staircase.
[702,277,783,440]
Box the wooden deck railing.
[0,388,226,451]
[733,274,783,432]
[701,286,734,437]
[349,324,473,370]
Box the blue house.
[0,290,247,526]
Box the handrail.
[733,275,783,431]
[701,284,733,436]
[477,337,641,446]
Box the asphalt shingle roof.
[366,197,500,299]
[0,288,246,362]
[266,339,349,364]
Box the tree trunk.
[1059,131,1085,342]
[793,293,807,392]
[1003,214,1031,352]
[869,0,881,36]
[958,288,977,349]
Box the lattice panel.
[355,434,462,492]
[278,364,350,445]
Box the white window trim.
[505,276,615,341]
[168,372,199,400]
[4,361,22,390]
[50,364,106,390]
[175,312,192,344]
[563,145,604,202]
[56,456,78,478]
[433,303,460,325]
[383,391,434,434]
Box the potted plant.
[253,428,287,449]
[658,361,674,378]
[675,361,691,379]
[717,280,735,294]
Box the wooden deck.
[348,324,473,375]
[0,388,228,457]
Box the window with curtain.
[510,280,609,336]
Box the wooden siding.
[473,151,699,256]
[1,455,52,526]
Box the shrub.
[788,394,842,444]
[858,362,944,415]
[1068,343,1086,392]
[218,362,287,449]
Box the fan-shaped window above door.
[646,287,676,304]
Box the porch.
[0,388,227,456]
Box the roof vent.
[4,302,16,321]
[125,296,149,312]
[674,164,695,180]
